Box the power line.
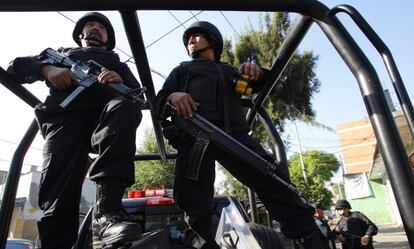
[289,134,375,151]
[55,10,241,80]
[189,11,200,21]
[144,11,203,49]
[285,147,374,162]
[145,11,241,80]
[57,12,133,60]
[219,11,240,38]
[291,134,375,147]
[122,10,203,64]
[324,102,365,125]
[56,11,169,81]
[168,11,187,29]
[0,138,15,144]
[57,11,76,24]
[306,124,322,149]
[0,138,43,151]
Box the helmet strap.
[190,46,213,59]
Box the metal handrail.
[0,120,39,249]
[0,1,413,248]
[330,4,414,139]
[120,10,167,160]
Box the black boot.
[92,182,142,249]
[295,230,325,249]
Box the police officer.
[156,21,324,249]
[312,204,337,249]
[334,200,378,249]
[8,12,142,249]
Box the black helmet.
[183,21,223,61]
[72,12,115,50]
[311,203,324,210]
[335,200,351,210]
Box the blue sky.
[285,0,414,158]
[0,1,412,173]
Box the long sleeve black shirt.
[7,47,139,112]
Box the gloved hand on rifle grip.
[41,65,80,90]
[167,92,199,119]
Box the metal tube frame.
[0,0,413,248]
[0,120,39,249]
[119,10,167,160]
[244,15,312,230]
[330,5,414,138]
[247,15,314,124]
[248,105,290,224]
[257,106,289,178]
[314,12,414,247]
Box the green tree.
[217,167,249,201]
[289,150,340,207]
[229,13,320,139]
[221,39,235,64]
[219,12,321,198]
[131,128,176,190]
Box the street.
[331,224,410,249]
[372,224,409,249]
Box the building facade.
[336,111,414,225]
[0,169,96,241]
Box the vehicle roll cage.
[0,1,413,249]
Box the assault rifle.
[38,48,146,109]
[335,230,363,240]
[161,103,298,194]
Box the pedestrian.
[312,203,337,249]
[156,20,324,249]
[334,200,378,249]
[7,12,142,249]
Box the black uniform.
[156,58,317,248]
[334,211,378,249]
[8,47,142,249]
[315,217,337,249]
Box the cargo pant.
[173,133,317,248]
[35,97,142,249]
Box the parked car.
[75,189,286,249]
[6,238,35,249]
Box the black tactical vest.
[180,59,250,134]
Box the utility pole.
[338,154,346,199]
[294,122,308,185]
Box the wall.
[386,179,402,226]
[336,118,376,174]
[7,171,96,240]
[348,180,394,225]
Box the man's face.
[314,208,324,219]
[336,207,350,217]
[186,32,210,57]
[80,21,109,48]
